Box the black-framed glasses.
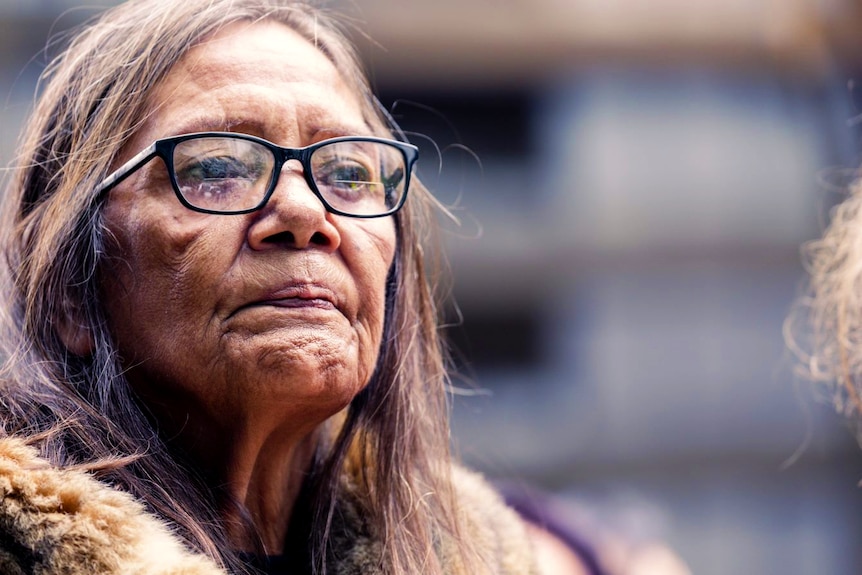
[96,132,419,218]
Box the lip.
[233,282,342,316]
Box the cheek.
[347,221,397,376]
[107,195,236,284]
[100,206,238,358]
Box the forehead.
[134,20,367,143]
[181,20,346,91]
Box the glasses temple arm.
[94,143,159,197]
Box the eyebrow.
[311,124,375,140]
[162,114,243,137]
[152,115,375,143]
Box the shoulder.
[0,436,225,575]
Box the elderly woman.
[0,1,568,573]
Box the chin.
[253,358,366,404]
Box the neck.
[220,427,320,554]
[162,409,327,554]
[135,381,348,554]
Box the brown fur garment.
[0,437,227,574]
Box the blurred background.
[2,0,862,573]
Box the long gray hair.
[0,1,479,573]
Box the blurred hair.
[787,179,862,432]
[0,1,479,573]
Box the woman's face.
[100,21,396,437]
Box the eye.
[309,140,406,215]
[318,161,376,194]
[181,155,254,182]
[176,156,259,204]
[172,138,272,210]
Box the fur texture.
[0,437,225,574]
[0,437,536,574]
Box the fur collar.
[0,437,224,575]
[0,437,535,574]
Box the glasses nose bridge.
[273,143,310,169]
[273,145,312,181]
[266,144,322,208]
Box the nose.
[246,162,341,252]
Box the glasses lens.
[310,140,407,216]
[172,136,275,212]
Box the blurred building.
[2,1,862,573]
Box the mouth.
[257,296,335,310]
[236,283,341,315]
